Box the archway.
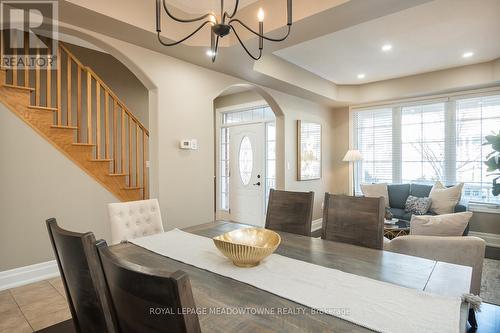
[212,84,285,226]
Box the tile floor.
[0,278,70,332]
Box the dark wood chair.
[321,194,385,249]
[45,218,116,333]
[96,240,202,333]
[265,189,314,237]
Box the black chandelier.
[155,0,292,62]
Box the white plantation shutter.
[353,108,393,193]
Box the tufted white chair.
[107,199,164,244]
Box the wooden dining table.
[110,221,472,332]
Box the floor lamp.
[342,150,363,196]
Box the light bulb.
[257,8,265,22]
[209,14,217,25]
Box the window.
[401,103,445,184]
[353,92,500,203]
[238,136,253,185]
[220,127,229,210]
[456,95,500,202]
[266,122,276,206]
[354,108,393,191]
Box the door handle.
[253,182,261,186]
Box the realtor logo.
[0,0,58,69]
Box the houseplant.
[484,131,500,196]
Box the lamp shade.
[342,150,363,162]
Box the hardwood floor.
[0,277,499,332]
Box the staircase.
[0,31,149,201]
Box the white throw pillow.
[360,183,389,208]
[429,181,464,214]
[410,212,472,236]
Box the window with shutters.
[353,92,500,204]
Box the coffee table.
[384,219,410,239]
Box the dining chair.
[45,218,117,333]
[265,189,314,236]
[107,198,164,244]
[321,194,385,249]
[96,240,202,333]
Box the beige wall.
[214,89,335,220]
[110,37,336,225]
[64,43,149,127]
[0,23,338,272]
[214,90,264,110]
[331,107,350,195]
[0,104,117,271]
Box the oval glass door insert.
[239,136,253,185]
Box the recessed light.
[357,73,365,79]
[462,51,474,58]
[381,44,392,52]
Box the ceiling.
[274,0,500,84]
[163,0,258,15]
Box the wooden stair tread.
[123,187,144,190]
[2,84,35,92]
[50,125,78,130]
[90,159,113,162]
[72,143,95,147]
[28,105,58,112]
[109,173,128,177]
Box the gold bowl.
[213,228,281,267]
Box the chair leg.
[468,308,478,329]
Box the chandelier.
[155,0,292,62]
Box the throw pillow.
[404,195,432,215]
[360,183,389,208]
[410,212,472,236]
[429,181,464,214]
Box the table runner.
[130,229,463,333]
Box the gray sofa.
[388,183,466,221]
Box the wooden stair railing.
[0,30,149,201]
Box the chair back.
[265,189,314,236]
[107,199,164,244]
[45,218,116,333]
[96,241,201,333]
[321,194,385,249]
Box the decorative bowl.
[213,228,281,267]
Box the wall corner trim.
[0,260,59,291]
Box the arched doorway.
[213,84,285,226]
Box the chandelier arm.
[222,0,240,23]
[157,21,212,47]
[229,18,291,42]
[230,25,262,60]
[162,0,212,23]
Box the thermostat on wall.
[180,139,198,150]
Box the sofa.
[387,183,466,221]
[384,235,485,295]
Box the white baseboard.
[468,231,500,248]
[0,260,59,291]
[312,218,323,232]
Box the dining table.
[109,220,472,332]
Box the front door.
[229,123,265,227]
